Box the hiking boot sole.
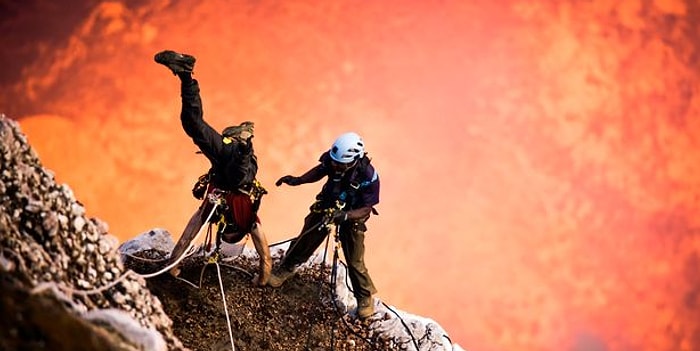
[154,50,196,75]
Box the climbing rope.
[267,219,326,250]
[328,225,341,350]
[164,230,240,351]
[305,219,427,351]
[138,201,219,279]
[215,261,236,351]
[304,226,334,350]
[295,219,381,351]
[335,256,425,350]
[9,190,456,351]
[119,252,169,263]
[21,195,220,308]
[325,224,377,350]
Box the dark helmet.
[222,121,254,140]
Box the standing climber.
[270,132,380,319]
[154,50,271,285]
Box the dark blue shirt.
[315,151,380,210]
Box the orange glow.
[3,1,700,350]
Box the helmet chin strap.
[331,159,357,181]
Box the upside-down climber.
[270,132,380,319]
[154,49,272,286]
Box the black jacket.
[180,79,257,191]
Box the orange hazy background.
[2,1,700,350]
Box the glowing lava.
[2,1,699,350]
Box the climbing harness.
[242,179,268,212]
[272,200,345,272]
[321,153,378,211]
[192,173,210,200]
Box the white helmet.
[330,132,365,164]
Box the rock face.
[0,114,186,350]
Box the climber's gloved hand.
[276,175,300,187]
[332,210,348,224]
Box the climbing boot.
[267,267,296,288]
[356,296,375,319]
[154,50,196,75]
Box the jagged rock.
[0,274,144,351]
[0,114,186,350]
[83,309,168,351]
[118,228,175,262]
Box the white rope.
[31,270,136,297]
[173,274,200,289]
[120,252,169,263]
[15,192,245,351]
[215,262,236,351]
[32,204,217,298]
[137,203,219,279]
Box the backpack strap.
[337,156,376,206]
